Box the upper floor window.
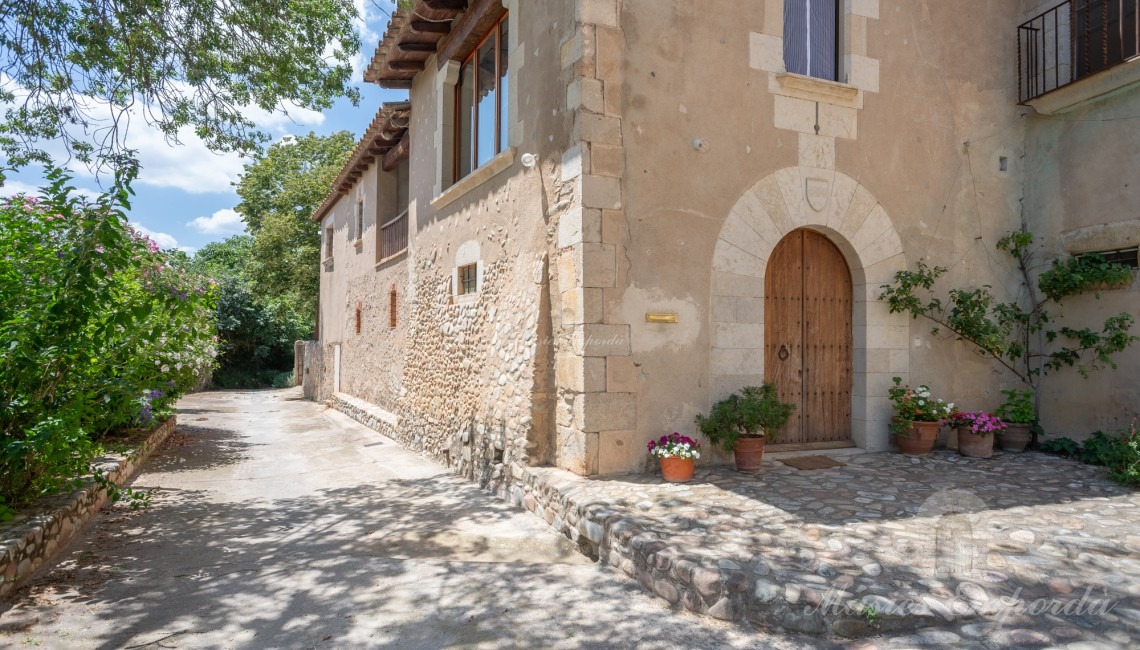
[1075,0,1138,78]
[784,0,838,81]
[455,14,509,182]
[1019,0,1139,102]
[353,195,364,244]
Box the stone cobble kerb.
[510,450,1140,642]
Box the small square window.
[1079,247,1139,270]
[458,263,478,296]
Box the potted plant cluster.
[888,377,954,456]
[695,383,795,474]
[647,432,702,483]
[995,388,1034,452]
[947,410,1006,458]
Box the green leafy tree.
[0,0,361,169]
[172,235,305,388]
[234,130,355,328]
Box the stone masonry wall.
[331,248,549,496]
[0,417,176,599]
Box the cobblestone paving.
[529,450,1140,646]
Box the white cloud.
[2,178,101,199]
[131,222,182,250]
[187,208,246,235]
[2,75,327,196]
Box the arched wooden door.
[764,229,853,446]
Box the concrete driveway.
[0,388,813,649]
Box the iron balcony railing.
[378,209,408,262]
[1018,0,1139,102]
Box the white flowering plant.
[647,432,702,460]
[888,377,954,437]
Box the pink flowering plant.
[946,410,1006,436]
[888,377,954,437]
[647,432,702,460]
[0,166,217,518]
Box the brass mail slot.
[645,312,679,324]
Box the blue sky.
[2,1,407,254]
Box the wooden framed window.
[783,0,839,81]
[454,14,509,182]
[324,226,334,260]
[457,263,478,296]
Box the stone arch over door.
[709,167,909,452]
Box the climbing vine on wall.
[878,231,1136,400]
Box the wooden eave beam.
[381,132,411,172]
[422,0,467,10]
[436,0,505,70]
[409,20,451,34]
[397,41,438,53]
[388,59,428,72]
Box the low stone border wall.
[0,416,177,599]
[504,466,946,637]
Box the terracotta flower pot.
[733,436,767,474]
[999,423,1032,452]
[957,426,994,458]
[895,420,940,456]
[660,456,695,482]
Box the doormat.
[779,455,847,470]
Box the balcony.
[1018,0,1139,108]
[377,209,409,265]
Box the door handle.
[778,344,790,361]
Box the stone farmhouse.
[302,0,1139,488]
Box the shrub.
[1037,420,1140,487]
[0,167,217,516]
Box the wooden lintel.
[381,132,411,173]
[435,0,505,69]
[409,20,452,34]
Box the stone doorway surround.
[709,167,909,452]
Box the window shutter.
[783,0,809,76]
[783,0,837,81]
[809,0,837,81]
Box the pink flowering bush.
[0,167,217,517]
[947,410,1006,436]
[647,432,702,460]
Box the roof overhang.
[312,102,412,222]
[363,0,506,88]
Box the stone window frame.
[451,239,483,304]
[751,0,880,106]
[353,187,365,249]
[322,219,334,270]
[432,1,521,208]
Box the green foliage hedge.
[0,168,217,517]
